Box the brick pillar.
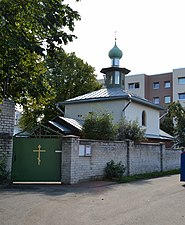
[61,135,80,184]
[0,99,15,177]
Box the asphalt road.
[0,174,185,225]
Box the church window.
[115,71,120,84]
[110,75,113,84]
[142,111,146,126]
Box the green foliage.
[82,113,146,142]
[160,114,174,136]
[116,118,146,141]
[0,154,9,184]
[0,0,80,103]
[81,112,116,140]
[160,102,185,147]
[120,169,180,183]
[19,49,101,130]
[45,49,101,101]
[19,109,42,132]
[104,160,126,180]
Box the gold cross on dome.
[33,145,46,165]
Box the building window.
[128,82,140,89]
[153,82,160,89]
[178,93,185,100]
[164,81,171,88]
[135,82,140,88]
[142,111,146,126]
[128,83,134,89]
[153,97,160,104]
[178,77,185,85]
[164,96,171,104]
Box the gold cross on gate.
[33,145,46,165]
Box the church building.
[48,39,173,145]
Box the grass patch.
[119,169,180,183]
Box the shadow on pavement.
[1,175,170,197]
[0,180,118,197]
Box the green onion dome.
[108,42,123,59]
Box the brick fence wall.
[61,136,181,184]
[0,99,15,175]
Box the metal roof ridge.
[58,87,164,110]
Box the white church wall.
[124,102,160,135]
[64,99,160,137]
[64,100,127,124]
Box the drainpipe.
[56,103,65,116]
[159,109,169,120]
[121,93,132,118]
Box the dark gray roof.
[48,121,71,133]
[100,67,130,74]
[58,117,82,130]
[146,130,174,140]
[60,88,164,110]
[46,116,82,135]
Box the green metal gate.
[12,138,62,182]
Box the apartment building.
[125,68,185,109]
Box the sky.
[64,0,185,79]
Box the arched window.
[142,111,146,126]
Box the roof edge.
[58,95,129,105]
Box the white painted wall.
[64,99,160,136]
[125,101,160,135]
[65,100,127,124]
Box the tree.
[19,49,101,130]
[169,102,185,147]
[160,102,185,147]
[116,118,146,142]
[160,112,174,136]
[0,0,81,104]
[45,48,101,107]
[81,112,116,140]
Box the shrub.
[81,112,116,140]
[104,160,126,180]
[0,154,9,184]
[116,118,146,142]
